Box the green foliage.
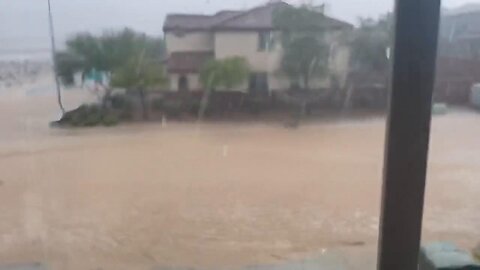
[199,57,249,90]
[55,28,166,87]
[273,5,330,89]
[83,105,103,126]
[108,94,133,120]
[102,113,119,126]
[109,40,168,120]
[162,98,185,118]
[198,57,249,120]
[151,97,164,111]
[54,104,120,127]
[222,57,250,89]
[273,5,329,45]
[281,36,329,88]
[350,13,393,73]
[111,58,167,91]
[55,51,83,85]
[109,94,132,111]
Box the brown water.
[0,79,479,270]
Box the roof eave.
[164,27,211,32]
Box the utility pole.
[377,0,441,269]
[47,0,65,115]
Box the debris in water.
[340,240,366,246]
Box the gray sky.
[0,0,478,53]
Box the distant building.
[436,7,480,103]
[163,1,352,94]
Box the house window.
[258,31,274,51]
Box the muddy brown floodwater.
[0,81,479,270]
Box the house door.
[248,73,269,97]
[178,75,189,92]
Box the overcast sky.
[0,0,478,52]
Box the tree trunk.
[299,73,310,118]
[342,83,355,113]
[198,87,212,122]
[197,73,215,122]
[303,74,310,91]
[139,88,149,120]
[101,87,113,111]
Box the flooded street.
[0,79,479,270]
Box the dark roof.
[212,2,289,31]
[163,1,352,32]
[164,10,242,31]
[164,15,213,31]
[167,51,214,73]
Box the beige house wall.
[214,30,349,91]
[165,29,351,92]
[214,31,281,72]
[165,32,214,55]
[165,31,211,91]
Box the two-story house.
[163,1,352,95]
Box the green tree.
[344,13,392,110]
[281,36,329,90]
[273,5,330,90]
[198,57,249,120]
[111,59,167,120]
[55,29,165,105]
[350,14,392,73]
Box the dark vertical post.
[47,0,65,115]
[378,0,441,270]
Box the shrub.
[66,105,90,126]
[187,97,202,115]
[83,108,103,126]
[151,97,164,111]
[102,113,119,126]
[70,111,85,126]
[54,104,112,127]
[110,94,132,110]
[162,98,185,117]
[109,94,133,120]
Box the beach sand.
[0,70,479,270]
